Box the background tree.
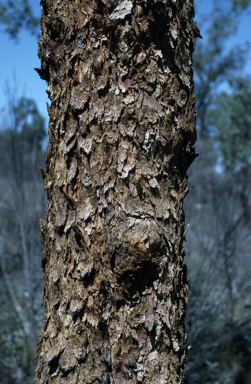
[184,1,251,383]
[0,0,39,39]
[0,94,46,384]
[210,76,251,175]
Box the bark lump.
[35,0,198,383]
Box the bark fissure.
[35,0,198,383]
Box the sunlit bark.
[35,1,198,383]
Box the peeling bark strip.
[35,0,198,383]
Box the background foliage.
[185,1,251,383]
[0,0,39,39]
[0,93,46,383]
[0,0,250,383]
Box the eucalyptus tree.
[34,1,199,383]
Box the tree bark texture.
[35,1,198,383]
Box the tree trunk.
[35,1,198,383]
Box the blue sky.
[0,0,250,124]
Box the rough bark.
[35,0,198,383]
